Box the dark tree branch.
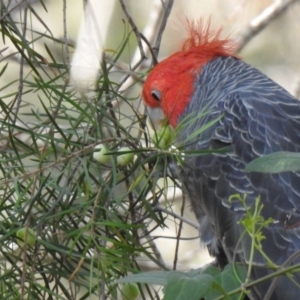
[152,0,174,61]
[119,0,146,60]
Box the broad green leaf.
[202,266,221,277]
[245,151,300,173]
[205,263,247,300]
[114,271,172,286]
[164,273,214,300]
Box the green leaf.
[245,151,300,173]
[164,272,214,300]
[114,271,171,286]
[205,263,247,300]
[202,266,221,277]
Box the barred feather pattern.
[174,56,300,300]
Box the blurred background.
[2,0,300,104]
[1,0,300,299]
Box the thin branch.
[173,192,185,270]
[140,33,158,66]
[118,0,175,94]
[212,261,300,300]
[143,227,166,268]
[153,205,200,231]
[0,0,27,21]
[152,0,174,59]
[235,0,299,52]
[62,0,70,68]
[119,0,146,60]
[28,5,53,36]
[0,139,115,185]
[264,249,300,300]
[14,5,28,124]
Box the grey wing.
[179,87,300,299]
[213,90,300,299]
[218,90,300,220]
[177,57,300,298]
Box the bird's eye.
[151,90,161,102]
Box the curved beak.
[146,107,165,129]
